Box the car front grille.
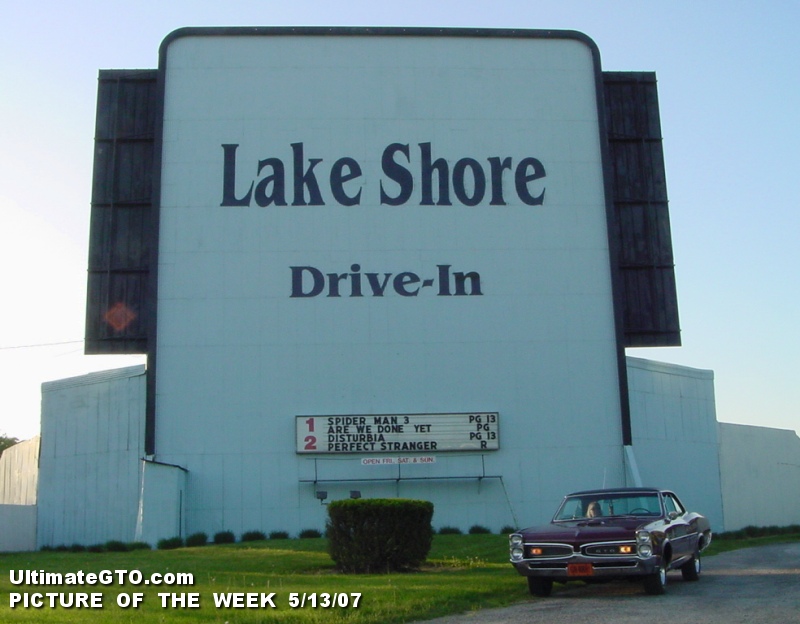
[582,542,637,557]
[526,544,573,558]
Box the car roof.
[566,487,663,497]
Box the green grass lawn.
[1,532,797,623]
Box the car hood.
[518,517,655,543]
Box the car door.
[662,492,695,563]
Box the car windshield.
[553,492,663,521]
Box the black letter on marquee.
[420,142,451,206]
[515,157,546,205]
[254,158,287,206]
[291,142,325,206]
[488,156,512,205]
[290,266,325,298]
[330,157,363,206]
[221,144,253,206]
[453,158,486,206]
[380,143,413,206]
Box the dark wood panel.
[604,72,681,347]
[86,70,157,354]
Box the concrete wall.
[626,357,725,532]
[37,366,146,547]
[718,423,800,531]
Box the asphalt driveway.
[420,542,800,624]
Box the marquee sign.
[296,413,499,454]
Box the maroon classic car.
[509,487,712,596]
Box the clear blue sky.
[1,0,798,440]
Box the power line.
[0,340,84,351]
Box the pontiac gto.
[509,487,712,596]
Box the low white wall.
[718,423,800,531]
[0,505,37,552]
[135,460,188,546]
[626,357,725,531]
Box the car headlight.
[636,530,653,558]
[510,534,523,548]
[511,547,524,561]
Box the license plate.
[568,563,594,576]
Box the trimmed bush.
[241,531,267,542]
[186,532,208,547]
[438,526,462,535]
[127,541,152,551]
[468,525,491,535]
[214,531,236,544]
[157,536,184,550]
[105,540,129,552]
[327,498,434,573]
[269,531,290,540]
[298,528,322,539]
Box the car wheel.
[681,554,701,581]
[643,564,667,595]
[527,577,553,597]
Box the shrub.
[468,525,491,535]
[127,541,152,551]
[105,540,129,552]
[327,498,434,573]
[87,544,106,553]
[213,531,236,544]
[157,537,184,550]
[241,531,267,542]
[500,525,517,534]
[269,531,290,540]
[186,532,208,547]
[69,543,87,553]
[438,526,462,535]
[299,528,323,539]
[718,524,800,540]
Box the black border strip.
[146,26,632,453]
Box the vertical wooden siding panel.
[86,70,156,354]
[604,72,681,347]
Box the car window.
[663,493,684,516]
[554,493,661,520]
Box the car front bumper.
[511,553,662,580]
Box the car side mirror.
[668,511,679,521]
